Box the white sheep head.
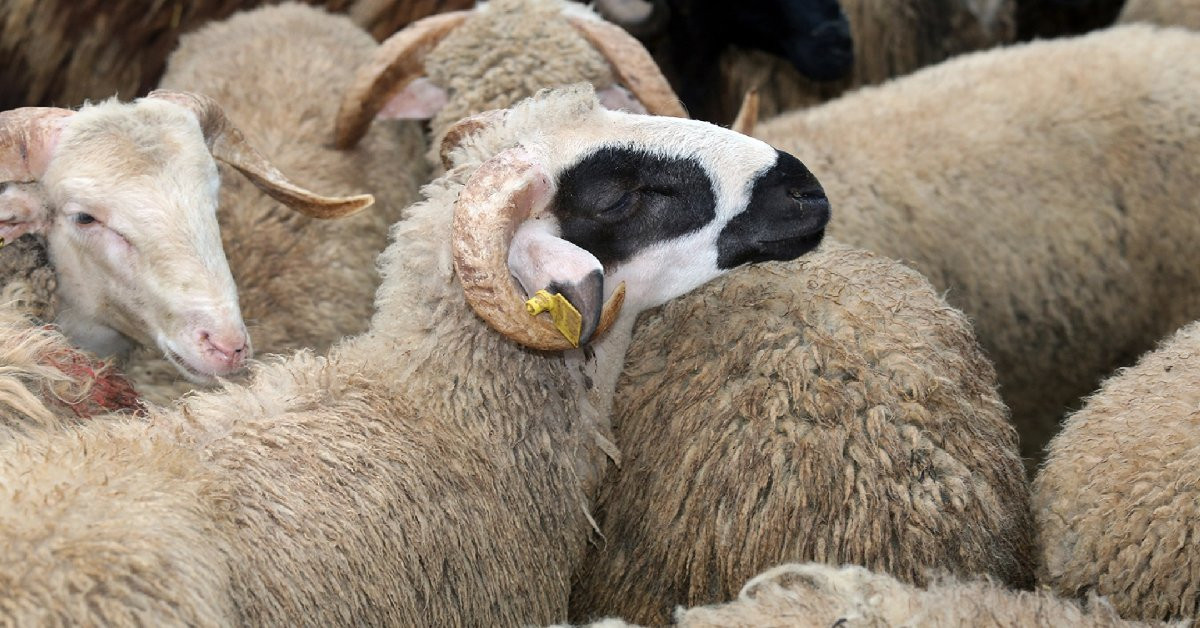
[443,85,831,350]
[0,91,374,383]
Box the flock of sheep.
[1,0,1199,625]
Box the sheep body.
[1034,319,1200,622]
[753,24,1200,465]
[1118,0,1200,29]
[0,86,809,625]
[126,3,428,403]
[570,242,1032,624]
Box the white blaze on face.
[38,98,251,382]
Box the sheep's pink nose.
[199,329,250,368]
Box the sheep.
[568,242,1033,625]
[740,24,1200,468]
[606,0,1016,124]
[577,563,1164,627]
[127,0,689,403]
[1033,319,1200,623]
[1,91,370,392]
[0,84,832,625]
[0,0,473,110]
[1118,0,1200,29]
[332,0,688,160]
[122,3,428,404]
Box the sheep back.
[0,420,234,626]
[754,24,1200,467]
[569,241,1032,625]
[1035,319,1200,622]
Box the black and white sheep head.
[333,0,686,153]
[447,86,830,351]
[0,92,374,383]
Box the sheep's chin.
[163,347,221,385]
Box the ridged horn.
[334,11,471,150]
[0,108,73,183]
[438,108,508,170]
[452,147,625,351]
[565,14,687,118]
[148,90,373,219]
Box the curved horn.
[593,0,670,39]
[731,89,759,136]
[565,15,687,118]
[438,108,508,170]
[453,147,625,351]
[147,90,373,220]
[0,108,73,183]
[334,11,472,150]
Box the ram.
[0,91,366,391]
[743,24,1200,466]
[128,0,684,402]
[0,85,830,625]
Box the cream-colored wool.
[711,0,1016,122]
[125,4,428,404]
[0,86,790,625]
[1035,320,1200,622]
[664,563,1164,627]
[753,24,1200,467]
[570,242,1032,624]
[1118,0,1200,29]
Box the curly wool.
[570,242,1032,625]
[0,233,57,323]
[1035,320,1200,622]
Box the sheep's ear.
[596,85,648,114]
[0,182,51,242]
[376,77,448,120]
[508,221,610,347]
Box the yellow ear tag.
[525,289,583,347]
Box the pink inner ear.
[596,85,649,115]
[0,182,50,240]
[377,77,449,120]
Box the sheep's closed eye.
[599,190,638,218]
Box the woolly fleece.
[570,242,1032,624]
[754,24,1200,467]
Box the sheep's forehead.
[535,111,779,210]
[44,100,220,211]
